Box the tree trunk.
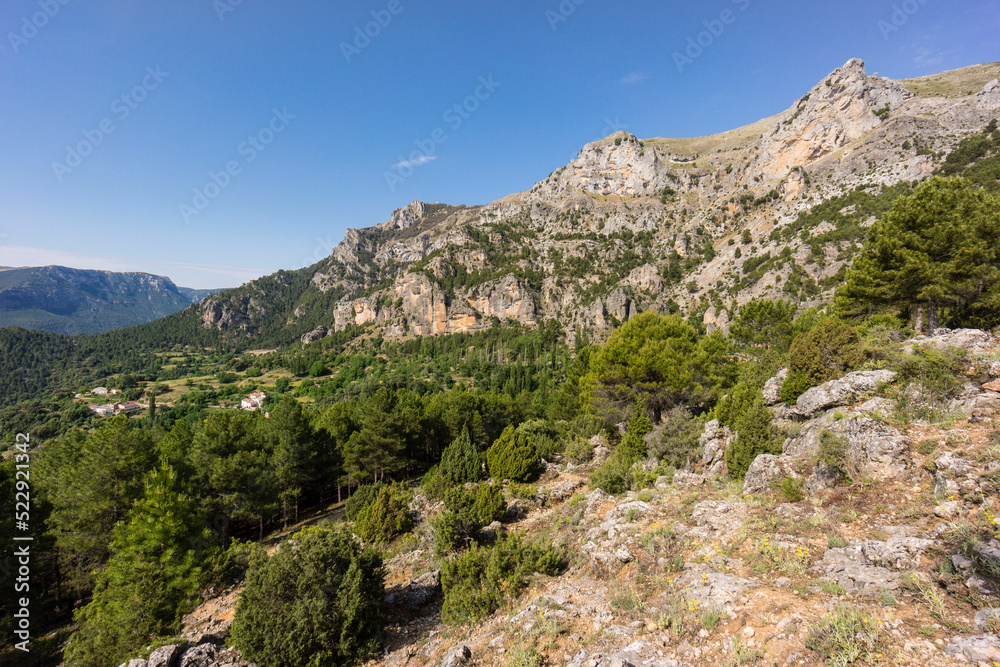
[914,305,925,334]
[929,301,939,330]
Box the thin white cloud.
[392,155,436,169]
[0,245,267,289]
[621,71,649,85]
[909,43,958,70]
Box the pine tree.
[35,415,157,592]
[65,465,214,667]
[439,425,483,486]
[837,176,1000,331]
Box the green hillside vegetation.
[6,121,1000,665]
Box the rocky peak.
[380,200,427,232]
[753,58,914,180]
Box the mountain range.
[0,265,219,335]
[5,59,998,345]
[187,58,999,348]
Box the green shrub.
[565,435,594,463]
[440,535,564,624]
[487,426,540,482]
[353,483,413,545]
[776,476,805,502]
[589,457,631,495]
[504,646,544,667]
[805,605,886,666]
[651,406,704,468]
[725,396,782,480]
[439,426,484,488]
[230,525,384,667]
[433,483,507,553]
[818,431,851,483]
[420,465,446,501]
[345,482,384,521]
[780,318,863,402]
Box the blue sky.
[0,0,997,288]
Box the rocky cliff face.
[195,59,1000,346]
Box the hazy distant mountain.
[0,265,205,335]
[177,287,223,304]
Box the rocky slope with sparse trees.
[192,58,1000,347]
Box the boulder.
[300,326,328,345]
[688,501,746,539]
[674,568,757,608]
[385,570,441,608]
[795,370,897,417]
[699,419,732,467]
[742,455,798,495]
[975,608,1000,632]
[945,634,1000,663]
[673,471,708,487]
[148,645,184,667]
[904,328,995,355]
[835,414,910,481]
[120,661,147,667]
[934,451,974,497]
[548,477,586,502]
[816,545,902,595]
[762,369,788,405]
[179,644,220,667]
[441,644,472,667]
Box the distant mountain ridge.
[0,265,219,335]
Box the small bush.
[780,319,863,402]
[433,483,507,553]
[725,396,782,480]
[776,476,805,502]
[440,535,564,624]
[589,456,631,495]
[504,646,543,667]
[806,605,886,665]
[650,407,705,469]
[353,483,413,545]
[818,431,851,482]
[345,482,384,521]
[439,426,484,488]
[917,438,938,455]
[230,526,384,667]
[565,435,594,463]
[487,426,540,482]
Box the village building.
[241,391,267,410]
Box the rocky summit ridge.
[195,59,1000,346]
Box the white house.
[92,387,108,395]
[241,391,267,410]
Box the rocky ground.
[120,328,1000,667]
